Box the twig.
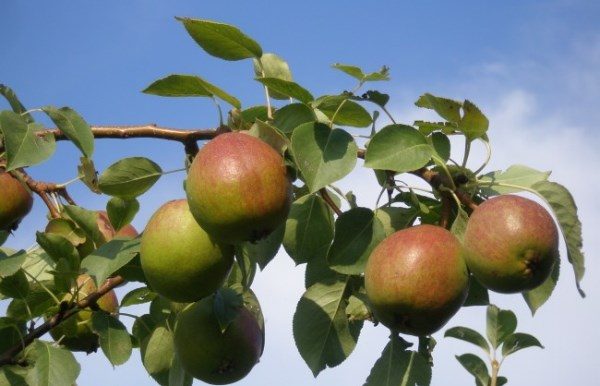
[319,188,342,216]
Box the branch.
[0,275,125,366]
[410,167,479,210]
[319,188,342,216]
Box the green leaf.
[240,222,284,270]
[273,103,316,134]
[523,257,560,315]
[0,84,33,123]
[429,132,451,161]
[143,74,240,108]
[0,249,27,277]
[106,197,139,232]
[365,125,433,173]
[176,17,262,60]
[231,247,257,290]
[78,156,100,193]
[293,279,361,376]
[463,277,490,307]
[305,255,343,288]
[7,286,56,321]
[328,208,385,275]
[44,218,87,246]
[459,100,489,140]
[81,238,140,287]
[414,120,457,135]
[415,93,462,123]
[17,246,56,284]
[143,327,175,375]
[247,120,289,154]
[42,106,94,157]
[486,305,517,350]
[455,353,490,386]
[25,340,80,386]
[0,111,56,171]
[331,63,390,82]
[283,194,334,265]
[213,288,244,333]
[363,334,431,386]
[255,77,313,104]
[0,231,8,246]
[168,351,194,386]
[445,327,490,354]
[121,287,157,308]
[291,123,357,193]
[62,205,104,246]
[450,207,469,241]
[35,232,79,266]
[253,53,293,100]
[0,365,28,386]
[531,181,585,296]
[315,95,373,128]
[374,207,417,236]
[478,165,551,195]
[501,333,543,357]
[98,157,162,199]
[0,270,29,299]
[91,311,132,366]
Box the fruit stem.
[319,188,342,216]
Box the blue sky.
[1,1,599,385]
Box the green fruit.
[0,170,33,232]
[50,274,119,353]
[140,199,234,302]
[463,195,559,293]
[174,295,264,384]
[365,224,469,336]
[186,132,292,243]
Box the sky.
[1,1,600,385]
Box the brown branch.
[319,188,342,216]
[439,196,452,229]
[0,275,125,366]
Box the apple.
[174,295,264,384]
[463,195,559,293]
[140,199,234,302]
[0,170,33,232]
[365,224,469,336]
[186,132,292,243]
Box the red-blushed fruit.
[174,295,264,384]
[365,224,469,336]
[186,132,292,243]
[0,170,33,232]
[49,274,119,353]
[463,195,559,293]
[140,199,234,302]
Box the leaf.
[429,132,451,161]
[463,277,490,307]
[106,197,139,232]
[0,249,27,277]
[0,270,29,299]
[315,95,373,128]
[35,232,79,267]
[374,207,417,236]
[283,194,334,265]
[0,84,33,122]
[121,287,157,308]
[213,288,243,333]
[0,365,29,386]
[98,157,162,199]
[62,205,103,245]
[25,340,80,386]
[501,333,543,357]
[255,77,313,104]
[363,334,431,386]
[143,327,175,375]
[328,208,386,275]
[450,207,469,241]
[531,181,585,296]
[0,111,56,171]
[168,351,193,386]
[486,305,517,350]
[414,120,457,135]
[143,74,240,108]
[91,311,133,366]
[291,122,357,193]
[365,125,433,173]
[7,286,56,321]
[78,156,100,193]
[42,106,94,157]
[459,100,489,140]
[44,218,87,246]
[273,103,316,134]
[81,238,140,287]
[176,17,262,60]
[253,53,293,99]
[523,257,560,315]
[415,93,462,123]
[293,279,361,376]
[332,64,390,82]
[247,120,289,154]
[445,327,490,354]
[240,222,284,270]
[478,165,550,195]
[455,353,490,386]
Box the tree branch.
[0,275,125,366]
[319,188,342,216]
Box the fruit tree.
[0,16,586,386]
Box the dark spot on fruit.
[216,358,234,374]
